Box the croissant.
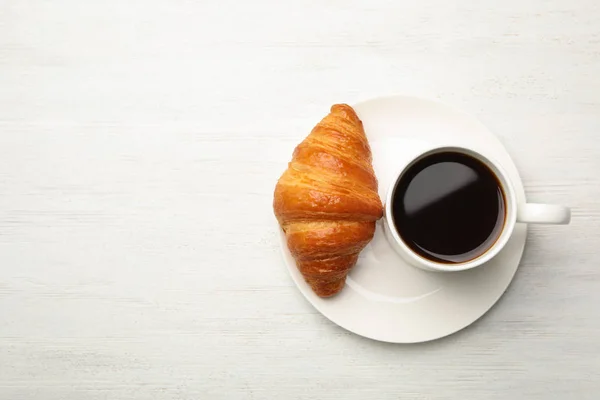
[273,104,383,297]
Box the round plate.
[279,95,527,343]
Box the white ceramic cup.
[383,145,571,272]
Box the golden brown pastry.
[273,104,383,297]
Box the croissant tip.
[328,104,361,125]
[309,278,346,298]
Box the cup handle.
[517,203,571,225]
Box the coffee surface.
[391,152,505,264]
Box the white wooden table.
[1,1,599,398]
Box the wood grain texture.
[1,0,599,398]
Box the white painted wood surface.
[1,0,599,398]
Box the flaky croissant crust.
[274,104,383,297]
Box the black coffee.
[391,151,505,264]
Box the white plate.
[278,95,527,343]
